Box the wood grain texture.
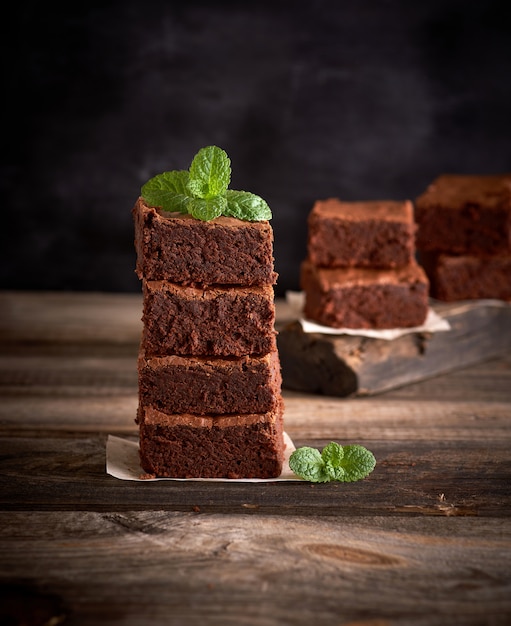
[1,292,511,625]
[0,291,143,345]
[278,301,511,396]
[1,511,510,626]
[1,434,510,517]
[0,290,295,345]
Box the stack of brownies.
[415,174,511,302]
[132,198,285,478]
[300,197,429,329]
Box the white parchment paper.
[106,432,302,482]
[286,291,451,340]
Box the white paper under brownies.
[286,291,451,340]
[106,432,302,482]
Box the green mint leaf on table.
[289,442,376,483]
[140,145,271,221]
[288,446,331,483]
[340,445,377,482]
[322,441,346,481]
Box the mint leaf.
[187,146,231,199]
[225,190,272,221]
[288,446,331,483]
[188,195,227,221]
[322,441,346,481]
[141,170,191,213]
[143,169,190,196]
[140,145,271,222]
[337,445,376,482]
[289,442,376,483]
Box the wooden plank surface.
[1,433,510,517]
[278,300,511,396]
[0,291,143,345]
[1,511,510,626]
[0,290,294,345]
[1,291,511,625]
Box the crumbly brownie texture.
[307,198,416,268]
[133,198,277,285]
[138,402,285,479]
[301,259,429,329]
[141,281,276,357]
[138,348,282,415]
[415,174,511,255]
[420,253,511,302]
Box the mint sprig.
[141,146,272,222]
[289,442,376,483]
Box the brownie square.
[301,259,429,329]
[138,402,285,479]
[133,198,277,285]
[141,280,276,357]
[421,252,511,302]
[138,348,282,415]
[415,174,511,255]
[307,198,416,268]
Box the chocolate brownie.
[141,280,276,357]
[307,198,416,268]
[301,259,429,329]
[415,174,511,255]
[133,198,277,285]
[420,252,511,302]
[138,401,285,479]
[138,348,282,415]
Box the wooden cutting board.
[277,300,511,397]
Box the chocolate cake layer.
[301,259,429,329]
[138,348,282,415]
[141,280,277,357]
[307,198,416,268]
[415,174,511,255]
[138,402,285,479]
[420,252,511,302]
[133,198,277,285]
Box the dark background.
[2,0,510,297]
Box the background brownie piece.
[138,402,285,479]
[142,280,276,357]
[133,198,277,285]
[138,348,282,415]
[415,174,511,255]
[421,253,511,302]
[307,198,416,268]
[301,259,429,329]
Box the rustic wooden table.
[1,291,510,626]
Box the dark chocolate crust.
[420,252,511,302]
[141,280,277,357]
[138,348,282,415]
[133,198,277,285]
[138,402,285,479]
[307,198,416,268]
[415,174,511,255]
[301,259,429,329]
